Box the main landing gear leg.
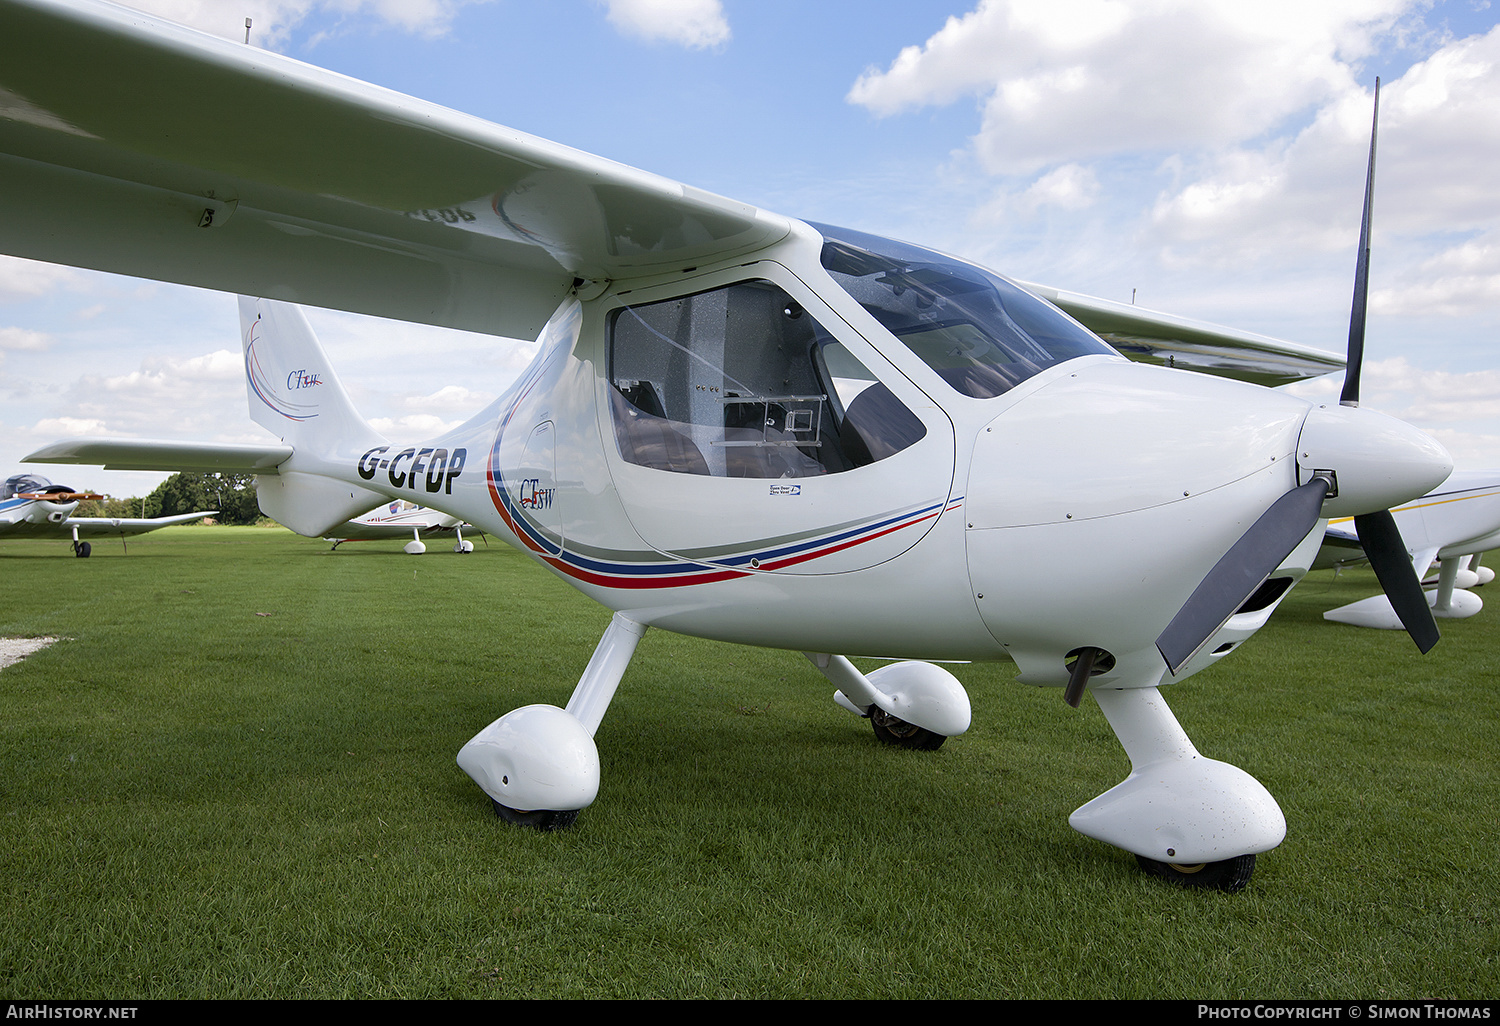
[806,653,971,751]
[452,525,474,553]
[1069,686,1284,892]
[457,613,647,830]
[403,527,427,555]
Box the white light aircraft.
[1316,470,1500,628]
[3,1,1457,891]
[0,471,214,557]
[327,500,482,554]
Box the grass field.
[1,526,1496,999]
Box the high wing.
[0,0,1336,384]
[0,0,788,341]
[1018,283,1345,387]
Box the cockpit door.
[600,263,956,576]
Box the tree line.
[73,472,263,525]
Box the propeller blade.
[1340,78,1380,408]
[1354,509,1441,653]
[17,491,104,501]
[1157,476,1331,674]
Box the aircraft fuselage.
[316,219,1439,691]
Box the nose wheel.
[490,800,579,832]
[1136,854,1257,893]
[869,706,946,750]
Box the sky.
[4,0,1500,498]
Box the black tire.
[490,799,579,832]
[869,706,946,751]
[75,542,91,558]
[1135,853,1256,893]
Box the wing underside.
[1,1,1338,385]
[24,438,293,474]
[0,0,789,341]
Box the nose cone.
[1296,404,1452,517]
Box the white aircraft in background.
[1316,470,1500,628]
[5,1,1455,892]
[327,500,482,554]
[0,472,214,557]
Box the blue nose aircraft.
[1,471,213,556]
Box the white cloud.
[848,0,1405,175]
[1022,163,1099,212]
[1374,230,1500,317]
[600,0,730,49]
[0,256,86,302]
[1286,358,1500,463]
[403,384,495,413]
[368,413,466,436]
[98,349,244,393]
[0,327,50,352]
[30,415,114,438]
[46,350,246,441]
[115,1,485,46]
[1148,24,1500,266]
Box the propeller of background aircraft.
[15,487,103,502]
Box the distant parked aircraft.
[1,472,213,557]
[1317,470,1500,629]
[327,500,482,554]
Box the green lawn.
[1,527,1495,998]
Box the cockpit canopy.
[814,223,1117,399]
[2,473,65,500]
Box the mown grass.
[1,527,1496,998]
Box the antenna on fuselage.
[245,18,252,45]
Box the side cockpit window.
[608,280,925,477]
[814,222,1115,399]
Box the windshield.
[813,223,1116,399]
[2,474,56,500]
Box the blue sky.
[4,0,1500,497]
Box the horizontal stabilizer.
[26,438,292,473]
[65,511,217,535]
